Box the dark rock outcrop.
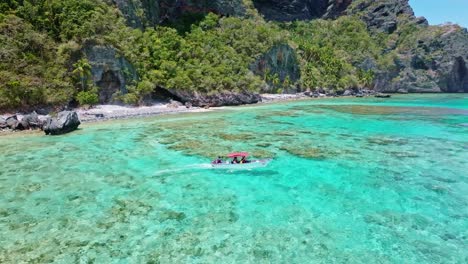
[113,0,245,28]
[253,0,352,21]
[347,0,425,33]
[20,111,42,130]
[83,43,137,104]
[6,116,20,130]
[374,25,468,93]
[43,111,81,135]
[252,44,301,93]
[166,90,262,107]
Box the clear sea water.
[0,94,467,263]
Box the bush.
[76,89,99,106]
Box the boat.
[211,152,272,170]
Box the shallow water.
[1,94,467,263]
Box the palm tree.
[72,58,92,91]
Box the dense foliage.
[0,0,437,111]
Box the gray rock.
[167,100,184,109]
[114,0,245,29]
[343,89,354,96]
[348,0,420,33]
[397,89,408,94]
[21,111,41,130]
[375,93,392,98]
[251,44,301,93]
[83,43,137,104]
[185,102,193,109]
[165,89,261,107]
[0,116,7,129]
[253,0,350,22]
[43,111,81,135]
[6,116,20,130]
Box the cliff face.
[109,0,467,96]
[252,0,352,21]
[112,0,245,28]
[347,0,467,92]
[376,26,468,93]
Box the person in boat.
[213,156,223,164]
[240,156,251,164]
[231,157,240,164]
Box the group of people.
[212,156,251,164]
[230,156,250,164]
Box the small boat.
[211,152,272,170]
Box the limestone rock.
[43,111,81,135]
[113,0,245,28]
[0,117,7,129]
[167,100,184,108]
[83,43,137,104]
[6,116,20,130]
[252,44,301,93]
[20,111,41,130]
[166,90,262,107]
[253,0,352,22]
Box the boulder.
[397,89,409,94]
[20,111,41,130]
[343,89,354,96]
[6,116,20,130]
[0,116,7,129]
[185,102,193,109]
[167,100,184,109]
[375,93,392,98]
[43,111,81,135]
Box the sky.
[409,0,468,28]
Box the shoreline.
[77,93,338,123]
[3,92,445,133]
[76,104,212,123]
[0,93,329,128]
[0,93,330,134]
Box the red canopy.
[227,152,249,158]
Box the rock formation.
[83,43,137,103]
[43,111,81,135]
[253,0,352,21]
[112,0,245,28]
[252,44,301,93]
[165,89,262,107]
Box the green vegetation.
[0,0,442,111]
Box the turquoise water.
[0,94,467,263]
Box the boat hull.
[211,159,272,170]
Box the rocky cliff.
[94,0,467,107]
[112,0,245,28]
[253,0,352,21]
[346,0,467,92]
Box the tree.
[72,58,92,91]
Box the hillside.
[1,0,467,111]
